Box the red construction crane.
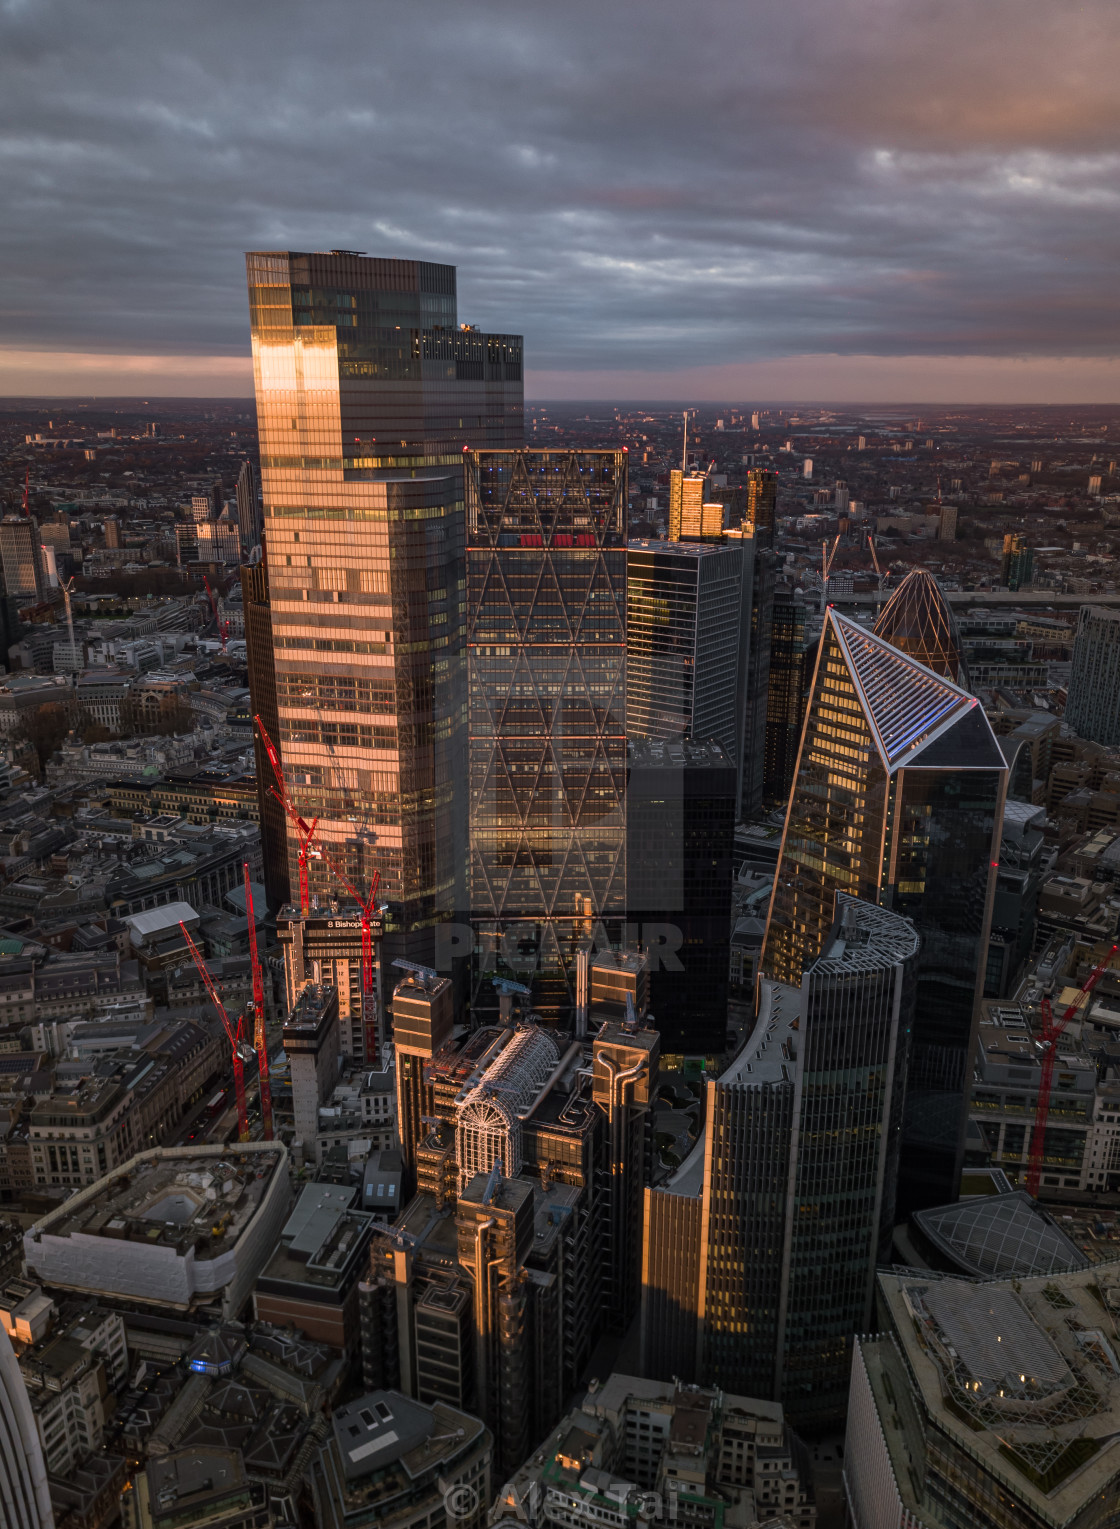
[254,714,319,914]
[243,862,273,1141]
[1026,943,1118,1197]
[180,921,250,1143]
[320,848,383,1065]
[202,576,230,651]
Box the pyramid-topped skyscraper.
[763,609,1007,1212]
[873,567,970,686]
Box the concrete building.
[123,1447,272,1529]
[284,984,341,1148]
[23,1145,291,1322]
[311,1389,491,1529]
[362,995,659,1478]
[846,1267,1120,1529]
[492,1373,815,1529]
[1067,605,1120,747]
[277,902,384,1066]
[253,1182,376,1353]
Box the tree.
[15,702,72,780]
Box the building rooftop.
[878,1266,1120,1512]
[914,1191,1090,1279]
[26,1144,286,1263]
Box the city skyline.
[0,1,1117,402]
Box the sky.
[1,0,1118,402]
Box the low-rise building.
[846,1267,1120,1529]
[24,1144,291,1321]
[311,1389,491,1529]
[492,1374,815,1529]
[253,1182,376,1353]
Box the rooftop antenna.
[682,409,692,471]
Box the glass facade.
[243,251,523,959]
[763,578,810,806]
[0,518,44,603]
[466,449,627,1020]
[873,566,969,685]
[701,894,918,1429]
[625,540,743,756]
[763,609,1007,1212]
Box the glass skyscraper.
[762,609,1007,1212]
[626,539,745,756]
[873,566,969,686]
[641,893,918,1429]
[763,576,811,806]
[243,251,523,955]
[466,448,627,1020]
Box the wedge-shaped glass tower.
[467,449,627,1019]
[873,567,969,686]
[762,609,1007,1211]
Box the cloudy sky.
[1,0,1118,400]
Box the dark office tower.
[762,609,1007,1213]
[745,467,777,538]
[1001,532,1034,592]
[698,896,917,1429]
[873,567,970,686]
[593,1017,660,1324]
[1066,605,1120,746]
[466,449,627,1021]
[235,458,261,552]
[626,539,745,755]
[626,739,735,1055]
[244,251,523,949]
[0,517,44,604]
[732,469,778,820]
[763,577,810,805]
[392,965,453,1186]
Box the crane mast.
[180,921,250,1143]
[1025,944,1117,1197]
[255,714,319,914]
[243,862,273,1141]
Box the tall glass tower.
[641,894,918,1429]
[762,609,1007,1212]
[703,896,918,1428]
[0,1324,53,1529]
[873,567,969,686]
[466,449,627,1020]
[625,539,745,755]
[243,251,523,950]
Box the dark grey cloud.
[1,0,1118,374]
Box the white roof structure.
[455,1025,561,1188]
[124,901,200,944]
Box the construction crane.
[1026,944,1118,1197]
[202,576,230,652]
[179,921,250,1143]
[392,958,440,986]
[62,577,77,667]
[255,714,319,914]
[820,534,842,613]
[867,534,888,609]
[243,862,272,1141]
[320,848,383,1066]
